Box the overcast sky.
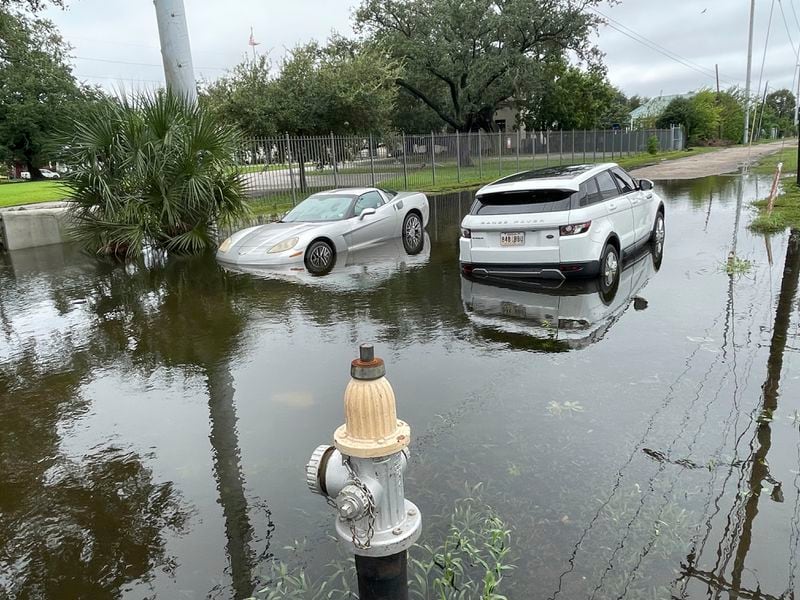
[43,0,800,100]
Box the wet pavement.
[1,173,799,599]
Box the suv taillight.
[560,221,591,236]
[461,228,472,239]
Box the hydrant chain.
[343,456,377,549]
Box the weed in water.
[546,400,585,417]
[721,253,753,276]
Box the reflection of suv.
[459,163,665,291]
[461,244,663,351]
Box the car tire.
[402,212,424,255]
[599,242,620,304]
[304,240,335,275]
[650,210,665,251]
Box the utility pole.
[153,0,197,103]
[716,64,722,140]
[743,0,755,144]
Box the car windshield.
[282,194,355,222]
[470,190,575,215]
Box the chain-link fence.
[237,127,684,213]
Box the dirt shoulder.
[629,140,793,180]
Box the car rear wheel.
[599,242,620,302]
[402,212,424,254]
[305,240,335,275]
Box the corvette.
[217,187,429,275]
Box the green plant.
[63,91,249,258]
[722,253,753,276]
[647,135,659,155]
[253,484,515,600]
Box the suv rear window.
[470,190,575,215]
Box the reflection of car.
[459,163,665,293]
[39,169,60,179]
[217,187,429,275]
[461,244,662,351]
[220,235,431,292]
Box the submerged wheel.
[651,210,665,252]
[598,242,620,304]
[402,212,424,255]
[305,240,335,275]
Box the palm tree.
[63,91,249,258]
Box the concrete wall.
[0,203,72,251]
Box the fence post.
[478,131,483,179]
[402,133,408,190]
[532,129,536,169]
[559,129,563,166]
[583,129,587,163]
[285,132,297,206]
[369,133,377,187]
[516,128,521,172]
[546,129,550,167]
[331,132,339,188]
[430,131,436,185]
[570,129,574,164]
[456,130,461,183]
[498,130,502,176]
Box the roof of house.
[630,93,694,121]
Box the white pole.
[743,0,755,144]
[154,0,197,103]
[795,63,800,128]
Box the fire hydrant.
[306,344,421,599]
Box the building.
[629,93,694,128]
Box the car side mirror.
[639,179,654,191]
[359,207,377,220]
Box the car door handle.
[646,193,653,199]
[608,203,617,210]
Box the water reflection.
[219,235,431,292]
[461,245,662,351]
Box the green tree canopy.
[0,9,97,178]
[355,0,605,132]
[657,90,721,146]
[520,62,624,130]
[203,38,398,137]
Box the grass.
[749,141,800,233]
[0,180,67,208]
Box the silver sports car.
[217,187,430,274]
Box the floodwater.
[1,173,799,599]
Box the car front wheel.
[651,210,665,251]
[402,212,424,254]
[304,240,335,275]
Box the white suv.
[459,163,664,288]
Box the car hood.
[227,222,321,255]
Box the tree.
[355,0,604,134]
[657,90,721,146]
[520,62,622,130]
[64,92,249,258]
[0,10,95,178]
[270,37,398,136]
[1,0,64,10]
[202,55,279,138]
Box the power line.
[74,72,165,85]
[72,55,227,72]
[590,7,737,87]
[779,0,798,56]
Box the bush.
[63,91,249,258]
[647,135,659,155]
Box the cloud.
[44,0,799,99]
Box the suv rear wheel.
[599,242,620,302]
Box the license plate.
[500,232,525,246]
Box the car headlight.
[268,237,299,254]
[219,237,233,252]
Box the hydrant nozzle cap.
[351,344,386,380]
